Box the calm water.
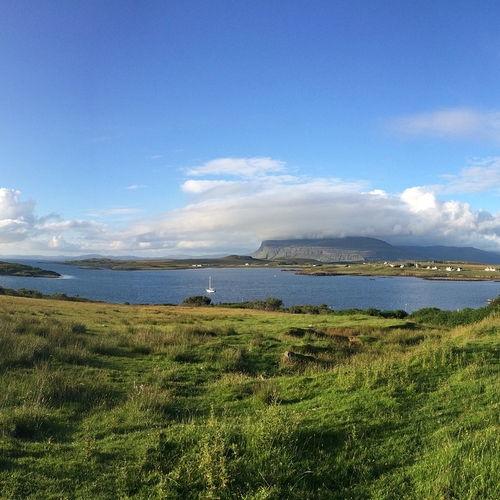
[1,260,500,312]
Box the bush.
[263,297,284,311]
[364,308,408,319]
[380,309,408,319]
[182,295,212,306]
[250,297,284,311]
[288,304,330,314]
[409,306,493,327]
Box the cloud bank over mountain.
[2,156,500,257]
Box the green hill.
[1,295,500,498]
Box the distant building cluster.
[383,262,464,272]
[380,262,500,273]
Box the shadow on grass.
[458,342,500,363]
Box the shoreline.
[296,271,500,282]
[50,257,500,282]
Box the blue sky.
[1,0,500,256]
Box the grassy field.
[1,295,500,498]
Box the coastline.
[58,257,500,282]
[299,272,500,282]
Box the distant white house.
[485,267,498,272]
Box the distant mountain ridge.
[252,237,500,264]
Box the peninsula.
[0,261,60,278]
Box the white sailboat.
[206,276,216,293]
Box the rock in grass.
[282,350,315,362]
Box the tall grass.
[1,296,500,498]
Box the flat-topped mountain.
[252,237,404,262]
[252,237,500,264]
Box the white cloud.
[181,179,243,197]
[400,187,438,212]
[186,157,287,178]
[124,174,500,254]
[440,156,500,194]
[0,188,34,221]
[87,207,143,218]
[0,189,35,243]
[388,107,500,142]
[4,157,500,256]
[367,189,389,198]
[48,236,77,251]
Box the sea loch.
[1,260,499,312]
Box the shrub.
[182,295,212,306]
[362,308,408,318]
[409,306,493,327]
[380,309,408,319]
[250,297,284,311]
[288,303,330,314]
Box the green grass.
[1,295,500,498]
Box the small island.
[0,261,60,278]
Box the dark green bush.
[409,306,493,327]
[182,295,212,306]
[364,308,408,319]
[380,309,408,319]
[288,304,330,314]
[250,297,284,311]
